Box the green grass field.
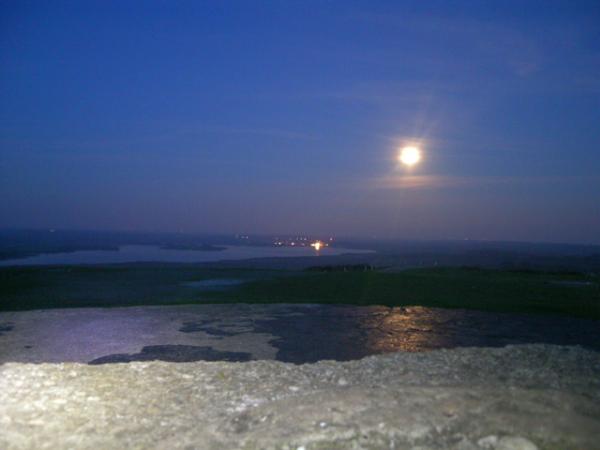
[0,266,280,311]
[1,265,598,319]
[204,267,600,319]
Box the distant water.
[0,244,373,266]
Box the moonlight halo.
[398,146,422,167]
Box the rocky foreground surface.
[1,345,599,450]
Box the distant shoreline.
[160,244,227,252]
[0,245,120,262]
[0,244,373,267]
[0,243,227,262]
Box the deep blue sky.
[1,1,599,244]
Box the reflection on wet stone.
[249,305,600,364]
[89,345,252,364]
[80,305,600,365]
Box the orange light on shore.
[311,241,323,251]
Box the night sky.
[1,1,599,244]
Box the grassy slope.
[203,268,600,319]
[0,266,278,311]
[0,266,598,319]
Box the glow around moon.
[398,146,422,167]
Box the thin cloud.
[374,174,600,190]
[375,175,475,190]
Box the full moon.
[398,146,421,166]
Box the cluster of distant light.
[273,236,334,251]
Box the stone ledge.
[1,344,599,449]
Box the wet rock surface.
[2,304,600,365]
[0,322,14,336]
[1,344,599,449]
[88,344,252,364]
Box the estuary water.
[0,244,373,266]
